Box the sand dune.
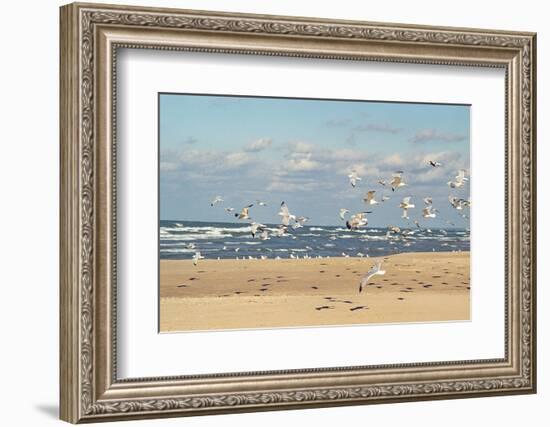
[160,252,470,332]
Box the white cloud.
[287,141,315,154]
[321,149,370,162]
[223,152,254,168]
[285,153,323,172]
[381,153,405,168]
[410,128,467,144]
[354,123,402,134]
[160,149,256,173]
[160,161,179,171]
[243,137,272,152]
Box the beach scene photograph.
[159,93,471,333]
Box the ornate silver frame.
[60,2,536,423]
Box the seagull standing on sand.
[339,208,349,221]
[390,171,407,192]
[210,196,224,206]
[363,190,379,205]
[448,169,469,188]
[235,204,253,220]
[192,251,204,266]
[278,201,296,226]
[399,197,415,220]
[348,170,362,188]
[359,261,386,293]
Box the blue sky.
[160,93,470,227]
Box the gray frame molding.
[60,2,536,423]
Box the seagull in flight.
[390,171,407,192]
[399,197,415,220]
[388,225,401,234]
[377,179,387,186]
[235,204,253,220]
[192,251,204,266]
[250,222,266,238]
[256,200,268,206]
[429,160,442,167]
[423,197,433,205]
[359,261,386,293]
[273,225,289,237]
[346,212,371,231]
[224,207,234,213]
[278,201,296,226]
[422,205,437,218]
[363,190,379,205]
[449,196,470,211]
[448,169,469,188]
[292,216,309,229]
[210,196,224,206]
[348,170,362,188]
[339,208,349,220]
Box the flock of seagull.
[192,160,470,293]
[344,165,470,229]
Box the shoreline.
[160,251,470,332]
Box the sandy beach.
[160,251,470,332]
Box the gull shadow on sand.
[315,305,335,311]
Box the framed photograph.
[60,2,537,423]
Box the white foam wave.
[159,248,196,254]
[160,225,251,233]
[160,231,232,241]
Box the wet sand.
[160,252,470,332]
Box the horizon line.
[159,218,469,229]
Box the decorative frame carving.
[60,2,536,423]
